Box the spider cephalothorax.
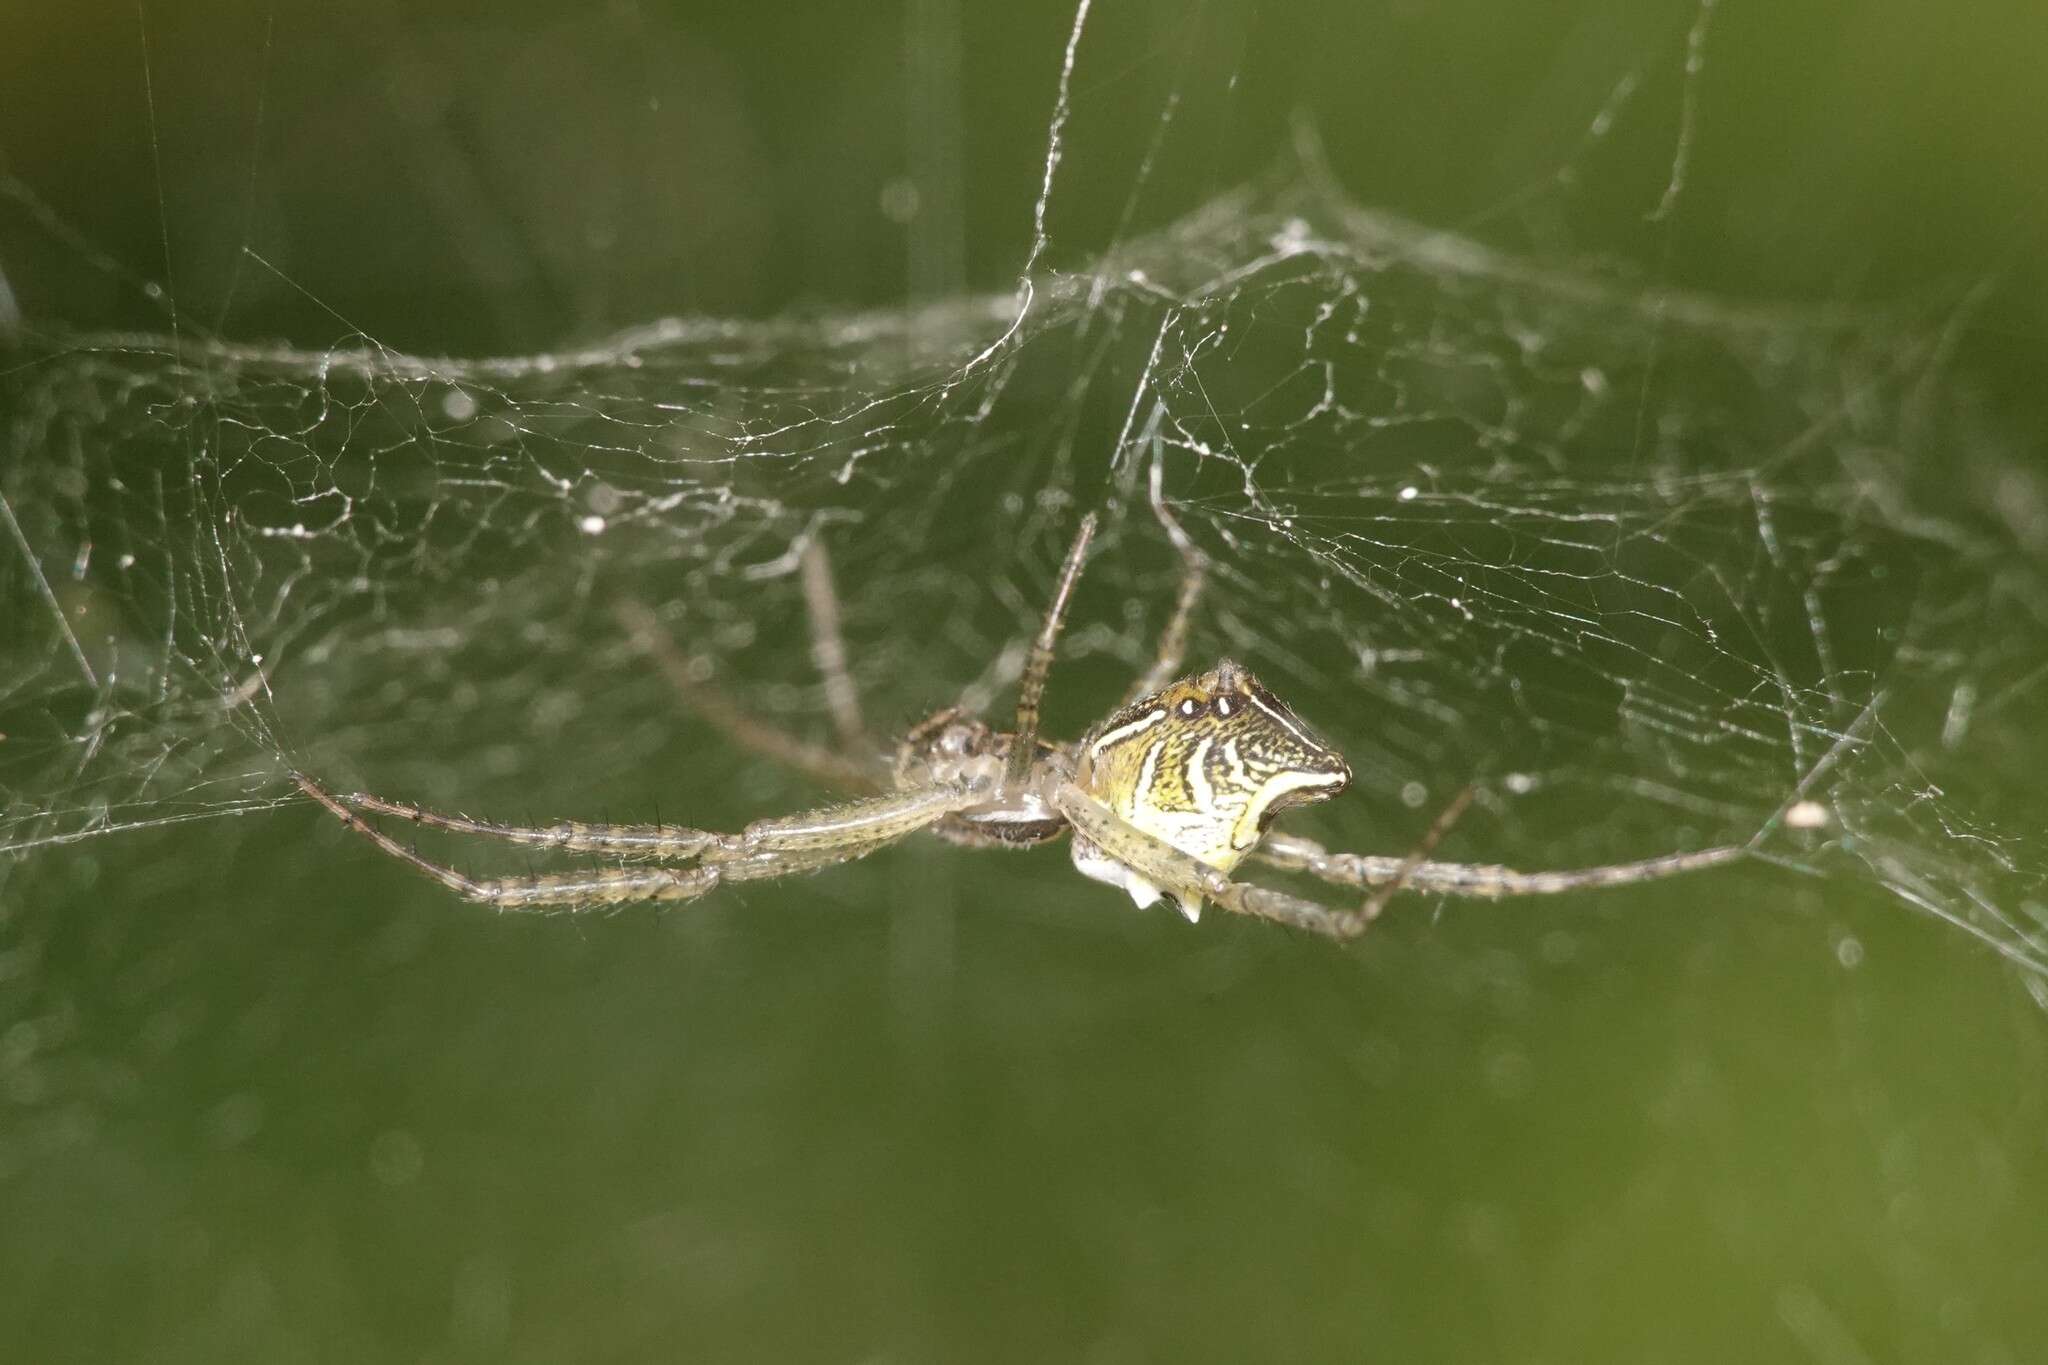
[296,490,1745,937]
[893,708,1070,849]
[1068,659,1350,920]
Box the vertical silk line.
[966,0,1095,371]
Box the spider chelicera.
[296,487,1745,939]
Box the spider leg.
[300,775,983,910]
[299,773,720,859]
[1358,785,1475,922]
[1122,452,1208,704]
[1054,785,1746,940]
[297,776,719,910]
[1252,830,1747,900]
[303,774,978,864]
[800,533,871,755]
[1008,512,1098,784]
[712,836,902,883]
[1050,784,1379,939]
[694,785,988,863]
[613,598,881,792]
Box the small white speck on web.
[440,387,478,422]
[1503,772,1537,795]
[1400,780,1427,809]
[1398,485,1419,502]
[578,515,608,536]
[1785,800,1830,830]
[1835,936,1865,969]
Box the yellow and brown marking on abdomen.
[1073,659,1351,874]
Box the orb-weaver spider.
[296,482,1744,938]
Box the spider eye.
[1177,697,1202,718]
[1214,695,1235,718]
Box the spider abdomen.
[1068,659,1350,919]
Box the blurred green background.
[9,0,2048,358]
[4,1,2048,1361]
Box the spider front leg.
[1252,830,1747,900]
[1051,785,1380,940]
[1122,451,1209,705]
[1008,512,1098,784]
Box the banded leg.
[1053,784,1384,940]
[613,598,881,792]
[711,831,915,884]
[1007,512,1098,784]
[693,785,989,863]
[306,776,719,859]
[299,775,986,910]
[303,773,979,865]
[1124,453,1209,704]
[1253,830,1747,900]
[297,776,720,910]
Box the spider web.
[2,64,2047,990]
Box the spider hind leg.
[296,774,988,912]
[295,775,720,910]
[335,788,717,859]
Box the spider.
[295,488,1745,939]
